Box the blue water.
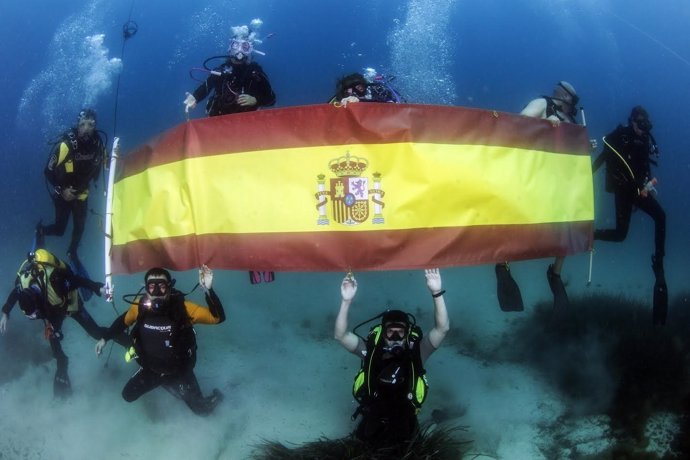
[1,0,689,458]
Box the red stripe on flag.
[118,104,590,180]
[111,222,593,274]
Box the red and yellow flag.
[111,103,593,274]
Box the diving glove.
[87,280,105,296]
[183,92,197,112]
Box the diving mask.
[143,276,170,311]
[18,284,42,318]
[77,117,96,137]
[383,323,407,355]
[557,81,579,107]
[228,39,253,60]
[347,83,368,98]
[146,278,169,298]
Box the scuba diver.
[37,108,107,264]
[0,248,125,398]
[334,268,449,448]
[331,68,404,106]
[183,19,275,117]
[183,19,276,286]
[95,265,226,415]
[495,81,582,312]
[592,106,667,324]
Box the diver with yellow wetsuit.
[0,249,126,397]
[37,108,106,264]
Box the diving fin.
[496,263,524,312]
[547,264,569,310]
[651,254,667,326]
[32,221,45,252]
[249,271,262,284]
[53,367,72,399]
[653,281,668,326]
[249,271,276,284]
[208,388,224,410]
[69,255,93,301]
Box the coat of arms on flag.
[315,151,385,226]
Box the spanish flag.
[111,103,593,274]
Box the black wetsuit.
[42,128,105,258]
[192,61,275,117]
[103,289,225,415]
[332,81,403,104]
[359,82,403,103]
[592,124,665,259]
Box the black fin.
[33,221,45,251]
[651,254,667,326]
[53,368,72,399]
[653,281,668,326]
[496,263,524,312]
[547,265,569,310]
[249,270,262,284]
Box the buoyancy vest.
[206,62,272,116]
[602,125,658,193]
[131,293,197,375]
[363,82,402,103]
[45,129,105,196]
[16,249,78,316]
[352,324,428,414]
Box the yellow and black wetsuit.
[1,249,114,397]
[41,128,106,257]
[102,288,225,416]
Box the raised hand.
[199,264,213,292]
[341,274,358,301]
[424,268,442,294]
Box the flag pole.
[104,137,120,302]
[580,106,595,287]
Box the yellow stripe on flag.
[113,142,593,245]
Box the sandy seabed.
[1,233,686,459]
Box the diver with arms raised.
[95,266,225,415]
[334,268,449,448]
